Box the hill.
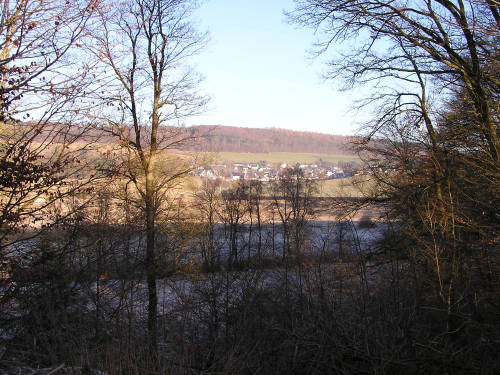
[191,125,355,154]
[29,123,356,156]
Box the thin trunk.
[232,222,238,266]
[248,208,253,263]
[256,203,262,260]
[272,211,275,258]
[145,186,157,361]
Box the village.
[191,161,355,181]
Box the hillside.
[191,125,355,154]
[30,123,354,155]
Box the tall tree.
[0,1,113,368]
[90,0,208,359]
[0,0,102,255]
[288,0,499,328]
[288,0,499,160]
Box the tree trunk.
[145,187,158,362]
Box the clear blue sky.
[187,0,359,135]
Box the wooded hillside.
[191,125,353,154]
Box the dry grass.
[317,176,377,198]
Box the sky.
[186,0,360,135]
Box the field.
[213,152,359,164]
[181,175,375,199]
[318,176,376,198]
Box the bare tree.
[219,182,247,269]
[288,0,499,330]
[246,180,264,261]
[0,0,104,250]
[271,167,317,260]
[193,179,222,270]
[288,0,499,160]
[0,3,108,353]
[88,0,208,358]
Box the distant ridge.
[31,122,355,155]
[191,125,355,155]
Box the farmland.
[213,151,359,164]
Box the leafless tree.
[0,0,104,251]
[193,179,222,270]
[245,180,264,262]
[88,0,208,359]
[0,3,111,367]
[271,167,317,260]
[289,0,499,160]
[288,0,499,332]
[219,182,247,269]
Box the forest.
[187,126,353,154]
[0,0,498,374]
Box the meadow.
[213,152,359,164]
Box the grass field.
[213,152,359,164]
[318,177,376,198]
